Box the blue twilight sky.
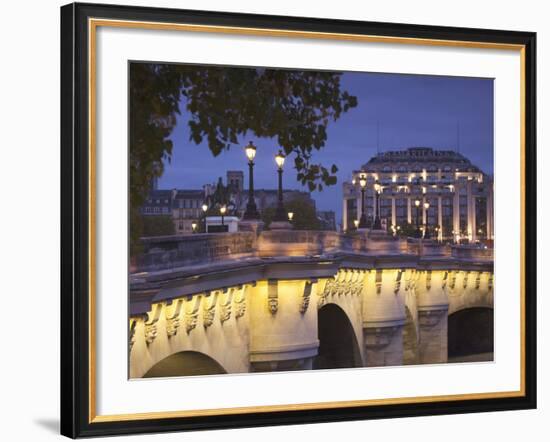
[158,70,494,226]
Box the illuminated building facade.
[342,147,494,242]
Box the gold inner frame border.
[87,17,527,424]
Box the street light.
[358,174,368,228]
[287,212,294,226]
[191,222,197,233]
[423,201,430,239]
[201,203,208,233]
[220,205,227,229]
[414,198,421,238]
[353,219,359,229]
[372,180,382,230]
[273,150,287,222]
[243,141,260,220]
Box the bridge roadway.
[129,230,494,378]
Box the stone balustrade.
[137,232,256,271]
[134,229,492,273]
[451,245,494,260]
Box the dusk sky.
[158,70,494,226]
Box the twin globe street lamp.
[242,142,288,224]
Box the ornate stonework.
[268,280,278,314]
[233,286,247,319]
[219,289,233,324]
[475,271,482,290]
[450,271,457,290]
[394,269,404,294]
[425,270,432,290]
[299,281,313,314]
[185,296,201,334]
[463,271,470,289]
[318,269,365,308]
[375,269,383,294]
[144,304,162,345]
[203,291,219,328]
[129,319,137,352]
[165,299,184,337]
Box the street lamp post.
[423,201,430,239]
[373,180,382,230]
[201,203,208,233]
[243,141,260,219]
[414,198,421,238]
[220,205,227,230]
[287,212,294,226]
[273,150,287,222]
[191,222,197,234]
[358,174,368,228]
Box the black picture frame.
[61,2,537,438]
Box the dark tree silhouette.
[129,63,358,252]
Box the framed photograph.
[60,2,537,438]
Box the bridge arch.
[448,307,493,361]
[314,303,362,370]
[143,350,228,378]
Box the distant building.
[317,210,336,231]
[342,147,494,242]
[225,171,315,216]
[139,170,315,235]
[226,170,244,193]
[172,189,205,234]
[140,190,173,216]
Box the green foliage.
[141,215,175,237]
[129,63,358,254]
[129,66,357,195]
[262,196,321,231]
[395,222,418,238]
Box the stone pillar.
[467,180,475,242]
[407,197,412,224]
[415,270,449,364]
[362,269,406,367]
[342,198,348,231]
[487,185,493,240]
[391,197,396,227]
[437,196,443,234]
[453,186,460,237]
[422,197,427,225]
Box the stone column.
[487,185,493,240]
[453,186,460,236]
[415,270,449,364]
[422,197,427,225]
[391,197,396,227]
[342,198,348,231]
[407,197,412,223]
[362,269,406,367]
[437,196,443,241]
[467,180,475,242]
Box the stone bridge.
[129,231,493,378]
